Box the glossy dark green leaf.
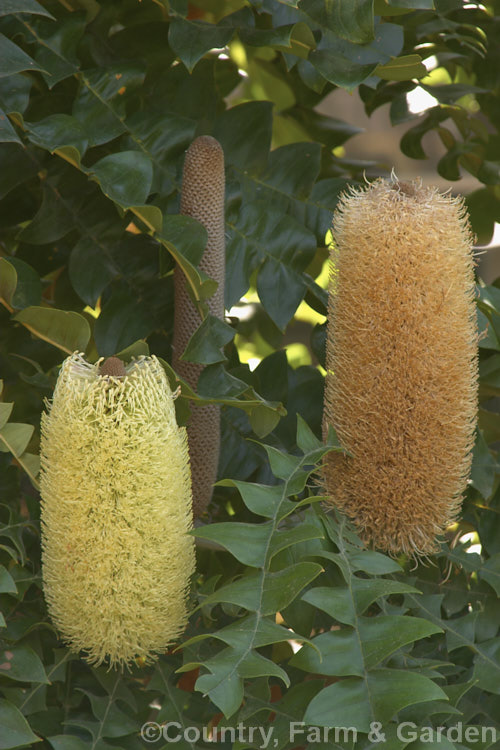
[309,24,403,90]
[14,307,91,354]
[479,553,500,596]
[28,13,85,87]
[0,74,32,115]
[7,257,42,308]
[257,258,307,331]
[94,292,153,358]
[18,186,74,244]
[26,114,88,163]
[89,151,153,209]
[0,108,20,143]
[73,66,145,146]
[0,34,45,78]
[181,315,235,365]
[214,101,273,173]
[169,18,234,72]
[470,430,497,499]
[0,698,41,748]
[68,237,116,307]
[299,0,375,44]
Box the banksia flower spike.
[173,135,226,518]
[323,179,478,556]
[40,353,195,668]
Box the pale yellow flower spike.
[40,353,195,668]
[323,179,478,557]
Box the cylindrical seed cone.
[173,135,225,518]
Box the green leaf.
[298,0,375,43]
[309,23,403,90]
[0,646,49,684]
[257,258,307,331]
[359,616,442,669]
[291,629,364,676]
[0,34,45,78]
[303,579,421,626]
[304,670,447,729]
[168,18,233,72]
[386,0,434,6]
[14,307,91,355]
[47,737,89,750]
[470,430,497,499]
[193,522,271,567]
[0,109,20,143]
[93,292,153,358]
[0,0,55,18]
[181,315,235,365]
[0,698,41,748]
[201,562,322,615]
[68,237,116,308]
[26,114,89,164]
[0,565,17,594]
[28,14,85,88]
[375,54,426,81]
[0,423,34,458]
[7,258,42,309]
[0,258,17,309]
[214,101,273,174]
[479,553,500,596]
[89,151,153,209]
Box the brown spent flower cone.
[173,136,225,518]
[323,179,478,556]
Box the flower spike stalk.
[40,353,195,668]
[323,178,478,556]
[173,135,226,518]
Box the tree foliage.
[1,0,500,747]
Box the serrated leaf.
[169,18,233,72]
[14,307,90,354]
[0,34,45,78]
[26,114,88,162]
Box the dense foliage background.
[1,0,500,747]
